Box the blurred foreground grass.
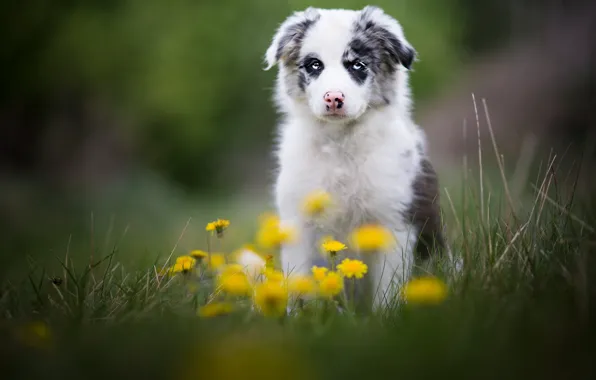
[2,160,596,380]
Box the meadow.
[3,1,595,379]
[2,129,596,380]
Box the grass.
[2,165,595,380]
[2,107,596,379]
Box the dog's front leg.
[370,230,416,309]
[280,222,318,278]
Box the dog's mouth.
[317,103,367,123]
[324,100,346,118]
[324,112,347,119]
[322,112,349,120]
[316,113,353,125]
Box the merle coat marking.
[265,6,447,308]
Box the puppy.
[265,6,446,307]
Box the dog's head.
[265,6,415,123]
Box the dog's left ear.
[358,6,416,70]
[264,8,320,70]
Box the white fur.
[300,11,367,120]
[266,8,428,308]
[235,248,266,280]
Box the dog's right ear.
[264,8,320,71]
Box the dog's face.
[265,6,415,123]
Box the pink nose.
[324,91,345,112]
[324,91,345,105]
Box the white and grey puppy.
[265,6,445,307]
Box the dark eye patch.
[348,38,375,64]
[343,59,369,85]
[342,39,375,85]
[301,55,324,77]
[346,38,382,73]
[297,54,324,91]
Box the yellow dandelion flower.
[337,258,368,279]
[263,268,285,283]
[401,276,448,305]
[171,261,193,274]
[208,253,226,271]
[220,263,245,275]
[187,337,308,380]
[176,255,196,265]
[350,224,396,253]
[198,302,234,318]
[320,237,347,257]
[170,255,196,274]
[288,275,315,295]
[302,190,332,216]
[17,321,52,348]
[254,281,288,317]
[311,266,329,282]
[28,321,50,340]
[256,213,296,249]
[190,250,208,261]
[206,219,231,237]
[218,271,252,296]
[318,271,344,297]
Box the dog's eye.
[351,61,366,71]
[302,57,324,75]
[309,60,322,71]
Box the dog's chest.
[301,139,414,232]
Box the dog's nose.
[324,91,345,104]
[324,91,345,112]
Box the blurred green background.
[1,0,595,269]
[2,0,465,189]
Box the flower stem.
[206,232,212,270]
[351,278,356,312]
